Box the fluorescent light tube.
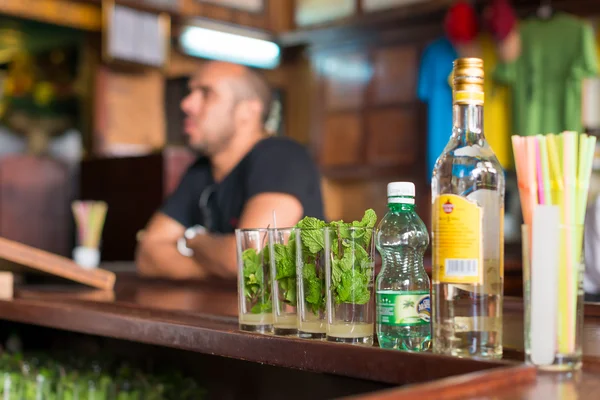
[179,25,280,69]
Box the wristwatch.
[177,225,207,257]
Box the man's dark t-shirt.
[160,137,325,233]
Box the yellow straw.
[89,202,108,248]
[546,134,564,207]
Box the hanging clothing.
[480,33,513,169]
[495,13,598,137]
[417,37,458,181]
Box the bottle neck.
[452,103,485,146]
[388,202,415,212]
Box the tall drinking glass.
[522,222,584,371]
[269,227,298,336]
[296,227,327,339]
[236,228,273,333]
[325,227,376,345]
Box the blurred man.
[136,61,324,279]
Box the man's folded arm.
[135,213,210,279]
[136,192,303,279]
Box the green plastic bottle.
[375,182,431,351]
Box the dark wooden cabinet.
[80,147,196,261]
[0,156,71,257]
[308,41,432,224]
[311,43,426,177]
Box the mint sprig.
[272,236,297,306]
[296,209,377,313]
[328,209,376,305]
[242,247,272,314]
[241,209,376,315]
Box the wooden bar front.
[0,270,596,398]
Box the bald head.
[181,61,273,155]
[236,67,272,123]
[208,62,272,123]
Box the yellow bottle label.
[500,207,504,279]
[432,194,483,284]
[454,90,484,105]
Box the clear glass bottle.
[376,182,431,351]
[431,58,505,359]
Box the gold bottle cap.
[452,57,484,105]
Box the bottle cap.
[387,182,415,204]
[452,57,484,105]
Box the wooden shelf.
[280,0,451,48]
[72,0,182,16]
[280,0,600,49]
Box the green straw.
[576,135,596,226]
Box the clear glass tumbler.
[522,223,584,371]
[325,227,376,345]
[296,227,327,339]
[236,228,273,333]
[268,227,298,336]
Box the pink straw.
[536,138,545,205]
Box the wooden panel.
[81,154,164,261]
[368,45,417,105]
[166,50,204,78]
[322,53,370,111]
[279,54,314,144]
[0,237,115,290]
[267,0,294,32]
[93,66,165,155]
[322,178,388,222]
[165,76,189,146]
[320,113,362,166]
[180,0,267,29]
[0,156,71,257]
[0,0,101,31]
[349,365,536,400]
[181,0,294,32]
[365,107,417,166]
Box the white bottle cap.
[387,182,415,204]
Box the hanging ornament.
[444,1,479,46]
[483,0,518,41]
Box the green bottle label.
[377,290,431,326]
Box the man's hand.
[136,213,210,280]
[136,192,303,279]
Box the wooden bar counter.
[2,270,600,399]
